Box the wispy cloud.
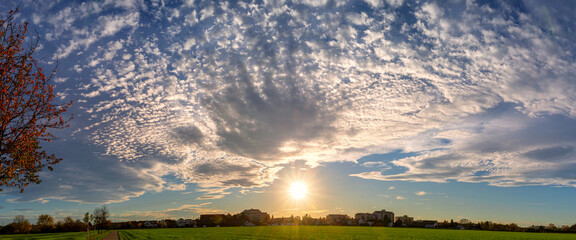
[115,203,215,221]
[196,195,225,200]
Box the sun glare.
[289,182,308,200]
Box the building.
[143,221,158,228]
[395,215,414,225]
[355,209,395,226]
[422,220,439,228]
[241,209,270,225]
[326,214,350,225]
[176,218,195,227]
[355,213,377,221]
[373,209,395,225]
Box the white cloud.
[415,191,427,196]
[386,0,403,8]
[100,12,140,37]
[54,77,68,83]
[294,0,328,7]
[184,10,198,26]
[364,0,382,9]
[199,6,214,21]
[346,12,371,26]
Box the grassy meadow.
[0,230,110,240]
[113,226,576,240]
[1,227,576,239]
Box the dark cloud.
[353,103,576,187]
[458,107,576,155]
[204,52,335,161]
[193,162,254,176]
[523,146,575,162]
[181,160,281,191]
[171,126,204,145]
[220,179,259,187]
[3,140,174,204]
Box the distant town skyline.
[2,0,576,228]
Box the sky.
[1,0,576,227]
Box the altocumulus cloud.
[7,0,576,202]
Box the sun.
[289,182,308,200]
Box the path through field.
[102,231,119,240]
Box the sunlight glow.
[289,182,308,200]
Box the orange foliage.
[0,9,72,192]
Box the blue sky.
[2,0,576,227]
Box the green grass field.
[0,230,110,240]
[113,226,576,240]
[1,227,575,240]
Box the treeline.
[107,217,576,234]
[0,206,110,235]
[434,220,576,233]
[0,215,86,234]
[3,211,576,235]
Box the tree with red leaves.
[0,9,72,192]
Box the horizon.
[2,0,576,229]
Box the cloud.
[178,159,283,192]
[396,196,405,200]
[116,203,217,221]
[361,161,391,169]
[170,126,204,146]
[294,0,328,7]
[415,191,427,196]
[196,195,225,200]
[2,140,179,204]
[9,0,576,204]
[352,104,576,188]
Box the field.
[0,230,110,240]
[113,226,576,240]
[1,227,576,239]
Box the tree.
[383,215,391,226]
[83,212,91,238]
[83,212,91,228]
[93,206,110,233]
[61,216,74,231]
[36,214,54,232]
[11,215,32,234]
[0,9,72,192]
